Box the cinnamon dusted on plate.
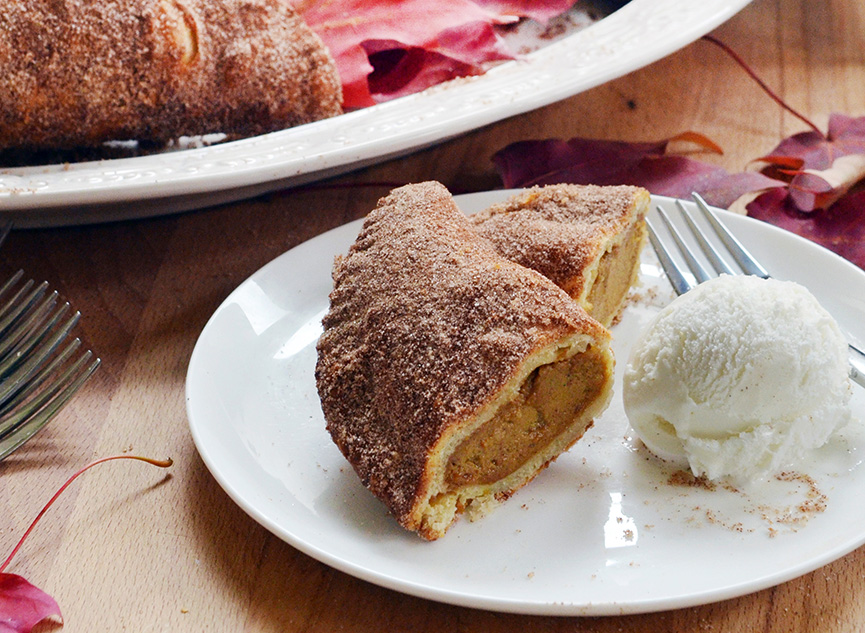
[316,181,618,540]
[0,0,342,150]
[471,184,649,327]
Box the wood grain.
[1,0,864,631]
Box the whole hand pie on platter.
[0,0,342,150]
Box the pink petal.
[0,573,62,633]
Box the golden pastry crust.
[471,184,649,326]
[316,181,614,539]
[0,0,342,150]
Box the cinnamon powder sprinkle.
[666,467,830,535]
[667,469,717,491]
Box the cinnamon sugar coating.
[316,182,607,533]
[0,0,342,149]
[470,184,649,299]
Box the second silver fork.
[0,265,101,460]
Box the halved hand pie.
[316,182,616,539]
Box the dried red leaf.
[759,114,865,171]
[292,0,518,108]
[0,574,61,633]
[747,188,865,269]
[362,20,510,101]
[493,137,667,188]
[365,46,481,101]
[492,134,783,208]
[787,171,836,212]
[667,131,725,155]
[621,156,783,209]
[292,0,582,108]
[755,114,865,211]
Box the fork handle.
[850,344,865,389]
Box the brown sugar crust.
[471,184,649,326]
[0,0,343,150]
[316,181,613,539]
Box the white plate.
[187,191,865,616]
[0,0,753,228]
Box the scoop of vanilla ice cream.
[623,274,852,483]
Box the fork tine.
[0,306,78,406]
[657,206,712,285]
[0,348,94,434]
[0,351,101,460]
[0,337,81,420]
[0,223,101,459]
[0,264,101,459]
[692,193,770,279]
[0,223,12,251]
[675,200,737,277]
[851,346,865,388]
[646,217,692,296]
[0,270,24,303]
[0,279,44,335]
[0,290,59,363]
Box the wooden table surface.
[2,0,864,630]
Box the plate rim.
[0,0,753,227]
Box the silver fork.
[647,193,865,389]
[0,229,101,460]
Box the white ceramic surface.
[0,0,753,227]
[186,191,865,616]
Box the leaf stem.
[0,455,173,573]
[701,35,824,138]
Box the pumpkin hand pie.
[316,181,616,540]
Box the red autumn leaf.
[364,45,482,101]
[786,171,837,212]
[291,0,519,108]
[755,114,865,211]
[493,137,669,188]
[760,114,865,171]
[492,133,784,208]
[362,19,512,101]
[747,187,865,270]
[621,156,784,209]
[0,574,61,633]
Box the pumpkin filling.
[445,345,609,487]
[586,224,644,326]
